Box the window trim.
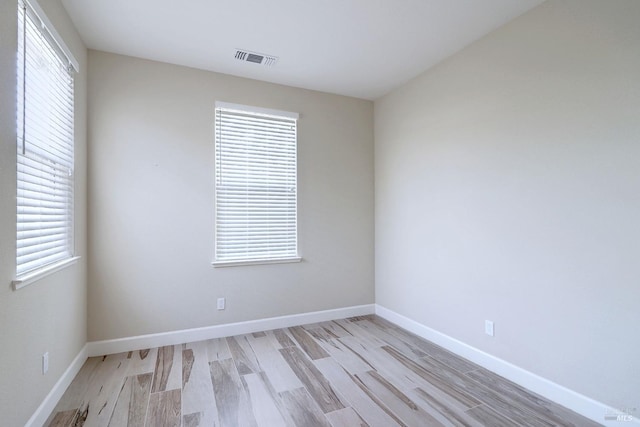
[215,101,298,120]
[12,256,80,290]
[212,101,301,267]
[211,256,302,268]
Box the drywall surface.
[0,0,87,425]
[375,0,639,412]
[87,51,374,341]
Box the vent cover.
[235,49,278,67]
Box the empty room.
[0,0,638,425]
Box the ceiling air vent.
[235,49,278,67]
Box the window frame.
[12,0,80,290]
[212,101,301,267]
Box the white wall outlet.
[42,352,49,374]
[217,297,225,310]
[485,320,495,337]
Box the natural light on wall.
[213,102,300,267]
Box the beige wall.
[87,51,374,341]
[375,0,640,410]
[0,0,87,425]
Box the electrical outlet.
[42,352,49,374]
[485,320,495,337]
[217,297,225,310]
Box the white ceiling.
[61,0,543,100]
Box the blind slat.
[16,1,75,277]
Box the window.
[14,0,78,286]
[214,102,300,266]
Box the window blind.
[16,0,75,277]
[214,104,298,264]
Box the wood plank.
[48,357,102,412]
[409,387,484,427]
[412,341,479,374]
[129,373,153,425]
[337,338,424,391]
[127,348,157,376]
[151,345,182,393]
[205,337,231,362]
[183,348,195,388]
[279,346,345,413]
[305,327,338,343]
[331,319,385,349]
[261,330,288,351]
[254,370,299,427]
[465,404,520,427]
[182,410,217,427]
[314,357,404,427]
[279,388,331,427]
[146,389,181,427]
[301,322,323,331]
[108,372,152,426]
[352,370,446,427]
[354,320,427,360]
[348,316,373,322]
[210,358,258,427]
[182,342,219,426]
[242,373,288,427]
[314,321,353,338]
[325,407,369,427]
[273,329,297,348]
[315,336,375,375]
[413,355,554,427]
[227,335,261,375]
[245,334,304,393]
[152,346,174,392]
[183,412,203,427]
[381,346,482,409]
[76,352,132,426]
[288,326,330,360]
[71,407,88,426]
[47,409,77,427]
[366,317,479,373]
[465,368,602,427]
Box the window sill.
[12,256,81,291]
[212,256,302,268]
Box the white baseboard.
[25,344,88,427]
[375,304,638,427]
[88,304,375,357]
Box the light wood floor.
[46,315,601,427]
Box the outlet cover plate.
[42,352,49,374]
[485,320,495,337]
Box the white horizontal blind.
[215,105,298,263]
[16,0,75,277]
